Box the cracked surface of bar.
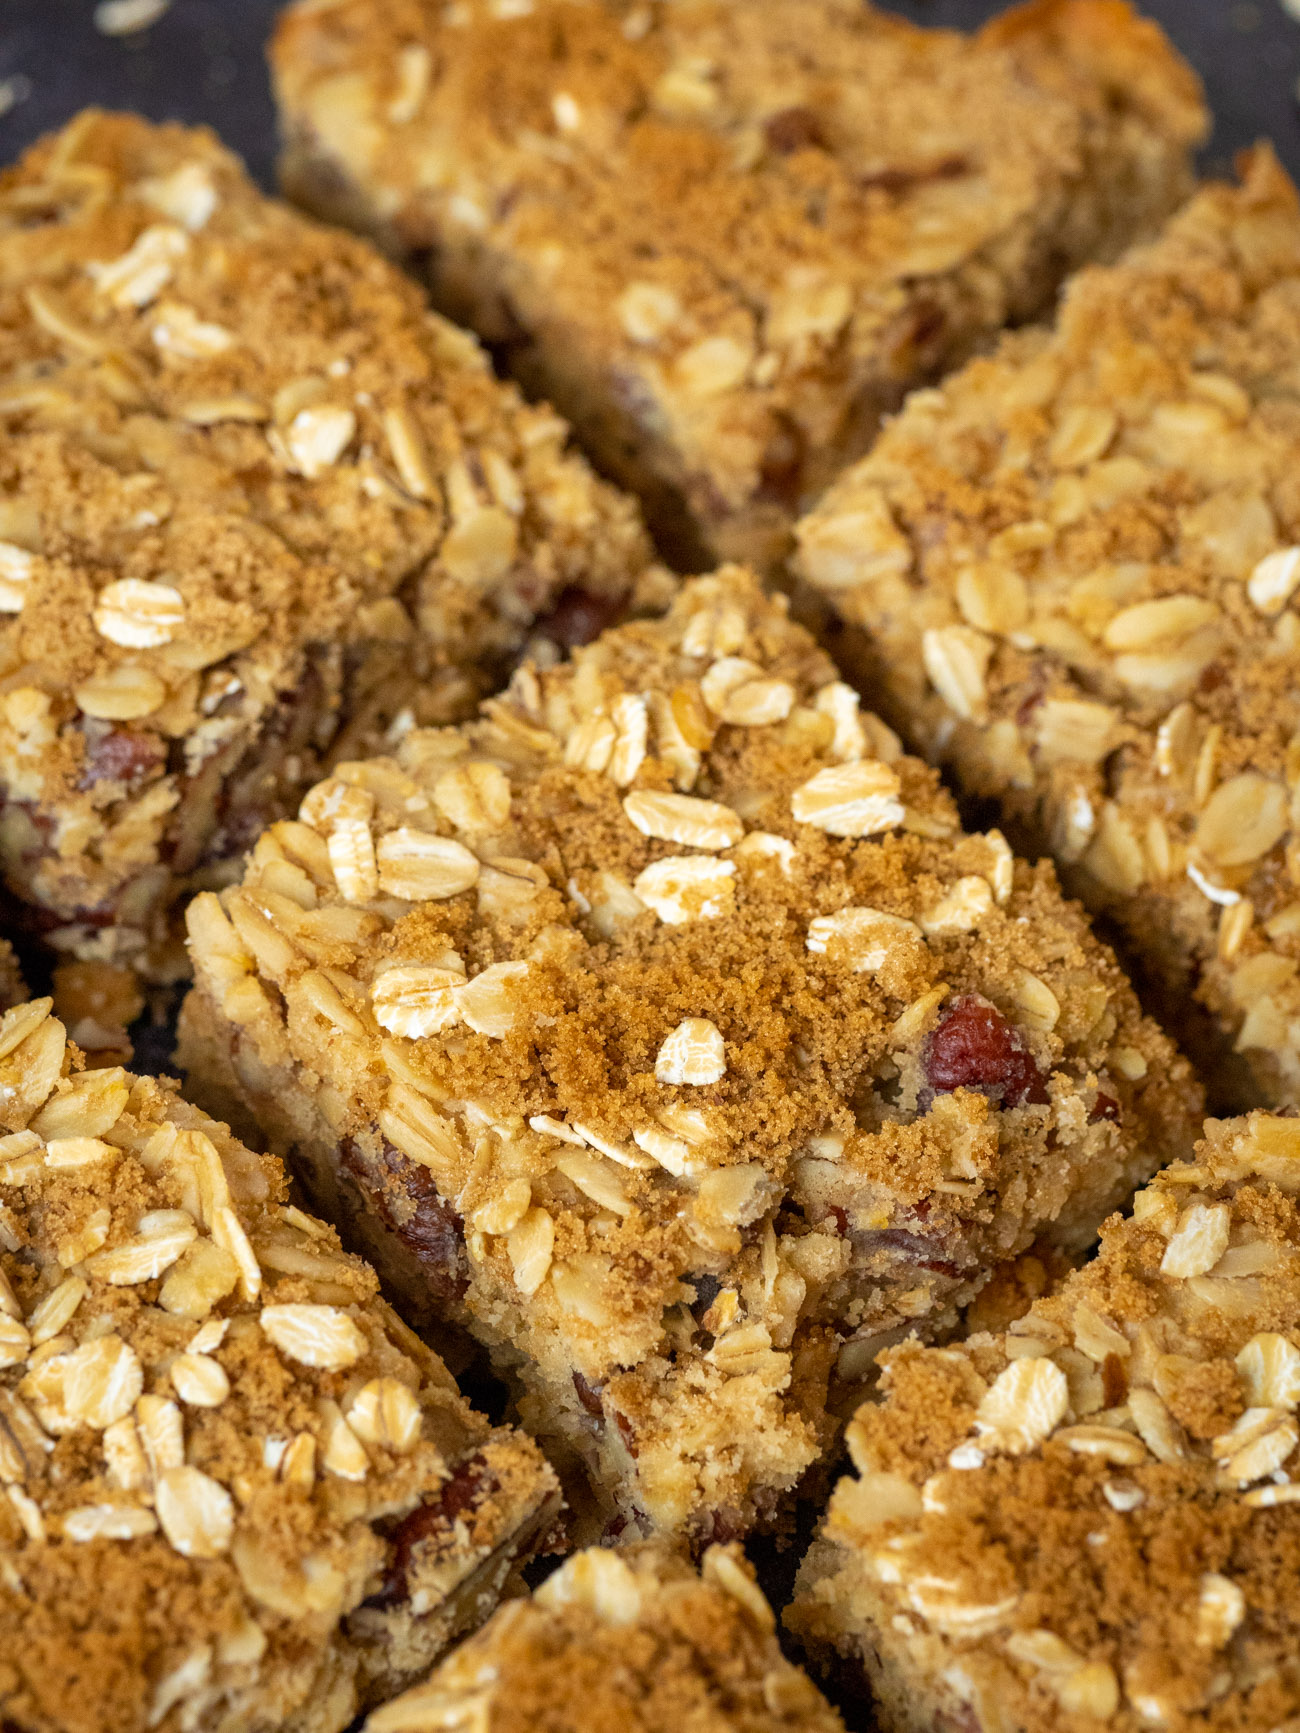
[271,0,1204,571]
[797,149,1300,1108]
[0,110,651,979]
[366,1541,842,1733]
[789,1110,1300,1733]
[0,994,560,1733]
[179,566,1199,1546]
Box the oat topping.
[0,110,650,978]
[796,147,1300,1109]
[0,994,559,1733]
[180,564,1198,1546]
[367,1540,842,1733]
[655,1017,727,1087]
[272,0,1204,570]
[790,1111,1300,1733]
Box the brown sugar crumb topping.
[792,1111,1300,1733]
[0,996,556,1733]
[185,564,1199,1538]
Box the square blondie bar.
[0,111,650,980]
[179,566,1199,1546]
[789,1110,1300,1733]
[271,0,1205,572]
[0,992,560,1733]
[367,1541,842,1733]
[797,148,1300,1109]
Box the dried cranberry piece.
[612,1409,638,1458]
[572,1371,604,1419]
[438,1456,490,1521]
[825,1205,850,1237]
[77,722,166,791]
[757,415,806,507]
[853,1227,962,1279]
[694,1507,744,1547]
[859,153,968,194]
[763,107,826,155]
[1101,1353,1127,1408]
[1015,685,1046,728]
[339,1136,469,1302]
[1089,1093,1121,1124]
[532,586,623,650]
[397,1187,469,1297]
[905,299,946,353]
[15,896,117,933]
[923,995,1048,1108]
[368,1453,493,1607]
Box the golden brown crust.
[796,148,1300,1110]
[0,996,559,1733]
[271,0,1204,570]
[367,1541,843,1733]
[179,566,1200,1545]
[789,1111,1300,1733]
[0,110,649,977]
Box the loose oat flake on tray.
[789,1110,1300,1733]
[0,109,652,983]
[178,565,1200,1548]
[0,995,560,1733]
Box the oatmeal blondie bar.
[0,110,650,981]
[789,1109,1300,1733]
[0,993,561,1733]
[367,1541,842,1733]
[271,0,1205,572]
[178,566,1198,1546]
[797,148,1300,1110]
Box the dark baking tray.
[0,4,1294,1730]
[1,0,1299,188]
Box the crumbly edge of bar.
[795,147,1300,1111]
[787,1110,1300,1733]
[366,1540,843,1733]
[0,109,650,971]
[272,0,1202,567]
[784,1546,962,1733]
[0,995,559,1733]
[179,565,1198,1542]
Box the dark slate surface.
[0,0,1297,191]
